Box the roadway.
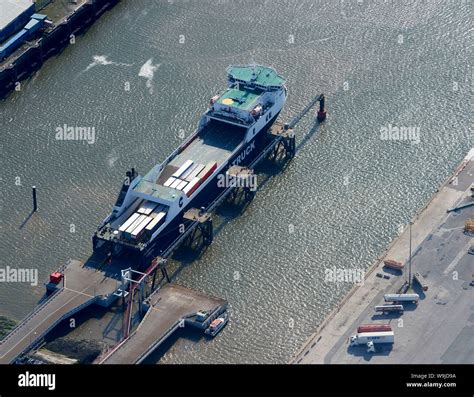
[294,152,474,364]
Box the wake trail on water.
[138,58,160,94]
[79,55,132,74]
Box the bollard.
[32,186,37,212]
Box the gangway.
[0,259,126,364]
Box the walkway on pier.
[0,259,123,364]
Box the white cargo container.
[374,304,404,313]
[349,331,394,346]
[172,160,194,179]
[384,293,419,303]
[184,164,205,182]
[125,214,146,235]
[183,177,201,197]
[115,199,143,227]
[145,211,166,232]
[176,180,188,191]
[170,178,183,189]
[137,201,158,215]
[149,204,164,217]
[413,272,428,291]
[197,161,217,182]
[164,177,176,187]
[118,213,140,232]
[130,216,152,240]
[180,163,197,179]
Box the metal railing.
[11,296,98,362]
[0,289,63,346]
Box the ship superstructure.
[93,65,287,261]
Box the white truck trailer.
[384,293,419,303]
[413,272,428,291]
[349,331,395,352]
[375,304,404,314]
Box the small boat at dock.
[205,312,228,337]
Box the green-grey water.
[0,0,472,363]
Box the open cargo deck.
[157,120,246,185]
[95,120,249,252]
[93,64,289,258]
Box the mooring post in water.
[32,186,38,212]
[317,94,327,122]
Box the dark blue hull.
[95,112,280,265]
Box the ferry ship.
[93,65,287,263]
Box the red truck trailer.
[357,324,392,334]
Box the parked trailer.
[374,305,404,314]
[164,177,176,187]
[144,211,167,234]
[384,293,419,303]
[172,160,194,179]
[118,213,140,232]
[197,161,218,182]
[130,216,152,240]
[123,214,147,239]
[170,178,183,189]
[184,164,205,182]
[383,259,404,271]
[180,163,198,179]
[349,331,394,347]
[183,176,202,197]
[137,201,158,215]
[413,272,428,291]
[176,180,189,191]
[357,324,392,333]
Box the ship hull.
[96,111,281,264]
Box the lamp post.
[408,221,413,288]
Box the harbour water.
[0,0,471,363]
